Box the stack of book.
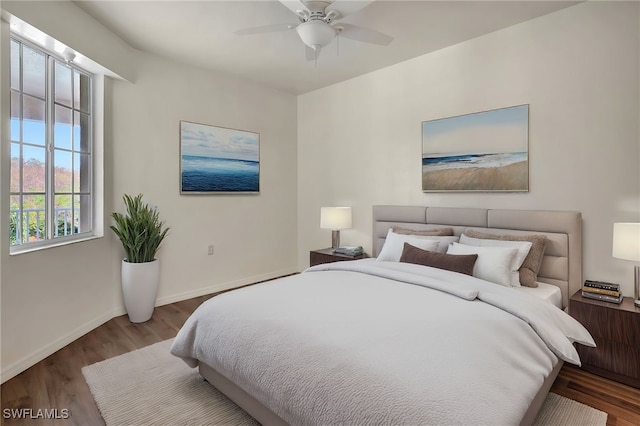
[582,280,623,304]
[333,246,364,257]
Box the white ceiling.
[73,0,580,95]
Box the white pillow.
[377,229,440,262]
[447,242,519,287]
[409,235,459,253]
[459,234,532,287]
[394,234,459,253]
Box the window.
[9,37,93,251]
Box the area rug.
[83,339,607,426]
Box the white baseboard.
[1,268,299,384]
[1,309,117,384]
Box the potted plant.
[111,193,169,323]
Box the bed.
[171,206,594,425]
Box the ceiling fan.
[235,0,393,60]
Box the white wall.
[110,51,298,310]
[1,1,298,382]
[297,1,640,296]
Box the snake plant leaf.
[110,194,170,263]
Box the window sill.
[9,234,103,256]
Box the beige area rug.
[83,339,607,426]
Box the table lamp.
[612,222,640,307]
[320,207,352,249]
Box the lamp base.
[331,230,340,250]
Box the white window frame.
[9,35,97,254]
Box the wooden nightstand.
[309,248,366,267]
[569,290,640,388]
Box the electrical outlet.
[208,245,214,255]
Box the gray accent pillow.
[392,226,454,236]
[464,230,548,288]
[399,243,477,276]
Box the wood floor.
[2,292,639,426]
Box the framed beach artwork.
[180,121,260,194]
[422,105,529,192]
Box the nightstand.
[569,290,640,388]
[309,248,366,267]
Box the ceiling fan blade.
[278,0,308,16]
[326,0,374,18]
[235,23,297,36]
[338,23,393,46]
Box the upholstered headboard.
[372,206,582,308]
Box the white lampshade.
[612,223,640,261]
[320,207,352,230]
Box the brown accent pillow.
[392,226,454,236]
[464,230,548,288]
[399,243,478,276]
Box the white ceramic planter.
[121,259,160,323]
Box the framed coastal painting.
[422,105,529,192]
[180,121,260,194]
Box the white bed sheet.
[516,282,563,309]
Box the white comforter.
[171,260,594,425]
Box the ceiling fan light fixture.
[295,20,336,49]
